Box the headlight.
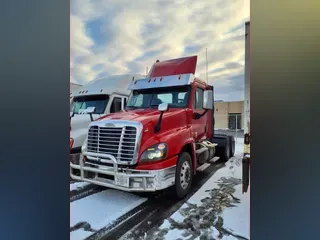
[81,136,87,154]
[140,143,168,162]
[70,138,74,148]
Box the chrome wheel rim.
[180,161,191,189]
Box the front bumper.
[70,151,176,192]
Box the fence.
[214,113,245,142]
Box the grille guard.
[70,152,177,192]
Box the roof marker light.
[148,79,151,83]
[85,90,88,93]
[79,91,81,94]
[100,89,103,92]
[134,81,137,85]
[178,75,181,80]
[153,78,156,82]
[160,77,163,81]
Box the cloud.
[71,0,250,101]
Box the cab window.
[110,97,122,113]
[194,87,204,109]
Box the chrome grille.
[87,125,137,162]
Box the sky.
[71,0,250,101]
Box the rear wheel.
[220,138,231,162]
[174,152,193,199]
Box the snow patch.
[159,219,171,229]
[70,229,93,240]
[71,189,147,231]
[221,184,250,239]
[164,228,185,239]
[70,182,90,191]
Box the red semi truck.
[70,56,234,198]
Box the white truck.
[70,74,144,166]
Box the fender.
[139,126,191,159]
[180,138,197,174]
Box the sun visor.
[147,55,198,78]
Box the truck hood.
[98,108,185,127]
[71,114,103,131]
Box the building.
[214,100,244,130]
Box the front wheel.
[174,152,193,199]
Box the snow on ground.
[145,138,249,240]
[221,184,250,239]
[70,189,147,240]
[70,181,90,191]
[70,229,93,240]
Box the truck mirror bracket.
[193,109,208,120]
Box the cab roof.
[147,55,197,78]
[71,74,144,98]
[128,56,210,90]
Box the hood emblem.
[104,123,116,128]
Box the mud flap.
[212,135,230,162]
[242,155,250,193]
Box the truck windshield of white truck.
[71,94,109,114]
[126,85,191,109]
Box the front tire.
[174,152,193,199]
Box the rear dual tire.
[221,142,230,162]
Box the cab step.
[209,156,220,163]
[196,157,220,172]
[196,163,211,172]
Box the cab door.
[190,86,208,141]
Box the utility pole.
[206,48,208,84]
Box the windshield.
[71,94,109,114]
[126,85,190,109]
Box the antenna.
[146,67,148,77]
[206,48,208,84]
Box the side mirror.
[155,103,168,133]
[83,107,96,114]
[78,107,96,121]
[158,103,169,112]
[79,107,96,114]
[203,90,213,110]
